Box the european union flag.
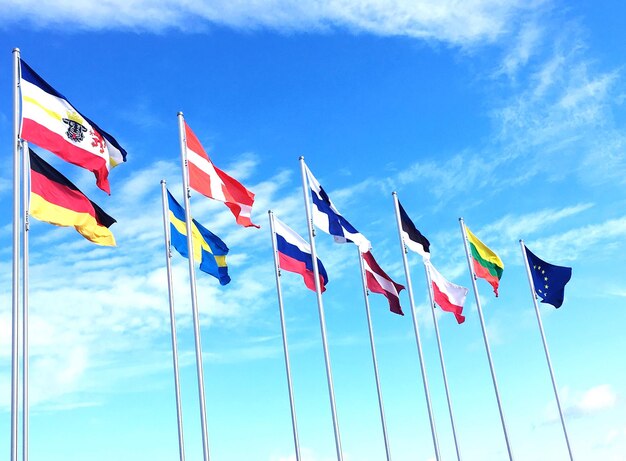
[167,190,231,286]
[525,245,572,308]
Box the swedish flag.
[167,190,231,286]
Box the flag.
[167,191,230,285]
[185,121,259,228]
[304,163,371,252]
[398,200,430,260]
[465,225,504,296]
[361,250,405,315]
[274,216,328,292]
[525,245,572,309]
[29,149,116,246]
[428,262,467,324]
[20,59,127,194]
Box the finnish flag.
[304,164,371,252]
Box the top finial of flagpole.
[268,209,273,216]
[299,156,305,161]
[161,179,166,185]
[13,48,20,53]
[519,239,524,244]
[392,191,397,197]
[458,217,464,223]
[177,111,183,117]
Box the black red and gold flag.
[29,149,116,246]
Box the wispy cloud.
[0,0,541,47]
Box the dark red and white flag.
[362,250,405,315]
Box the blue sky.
[0,1,625,460]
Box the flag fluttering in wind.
[29,149,116,246]
[428,261,468,324]
[465,225,504,296]
[524,245,572,308]
[361,250,405,315]
[304,163,371,252]
[185,121,259,228]
[398,200,430,260]
[274,216,328,292]
[167,190,231,285]
[20,60,127,194]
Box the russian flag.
[273,216,328,292]
[20,59,127,194]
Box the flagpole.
[299,156,344,461]
[391,192,440,461]
[519,240,574,461]
[11,47,22,461]
[177,112,211,461]
[357,248,392,461]
[459,218,514,461]
[268,210,302,461]
[160,180,186,461]
[423,262,462,461]
[22,142,30,461]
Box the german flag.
[29,149,116,246]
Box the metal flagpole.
[22,142,30,461]
[459,218,514,461]
[177,112,211,461]
[11,47,22,461]
[160,180,186,461]
[268,210,302,461]
[519,240,574,461]
[298,156,344,461]
[423,261,462,461]
[356,248,392,461]
[391,192,441,461]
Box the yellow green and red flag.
[465,226,504,296]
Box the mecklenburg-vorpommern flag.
[29,149,116,246]
[465,225,504,297]
[167,190,230,286]
[274,216,328,292]
[304,163,371,252]
[20,59,127,194]
[524,245,572,309]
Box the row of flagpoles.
[10,48,575,461]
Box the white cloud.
[0,0,542,47]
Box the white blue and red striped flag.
[304,163,371,252]
[274,216,328,292]
[20,59,127,194]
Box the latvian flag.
[29,149,116,246]
[274,216,328,292]
[361,250,405,315]
[398,200,430,260]
[304,163,371,252]
[185,121,259,228]
[427,261,467,324]
[20,60,127,194]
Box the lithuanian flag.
[29,149,116,246]
[465,226,503,296]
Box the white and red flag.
[361,250,405,315]
[20,60,127,194]
[428,262,468,324]
[185,121,259,228]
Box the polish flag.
[428,262,468,324]
[185,121,259,228]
